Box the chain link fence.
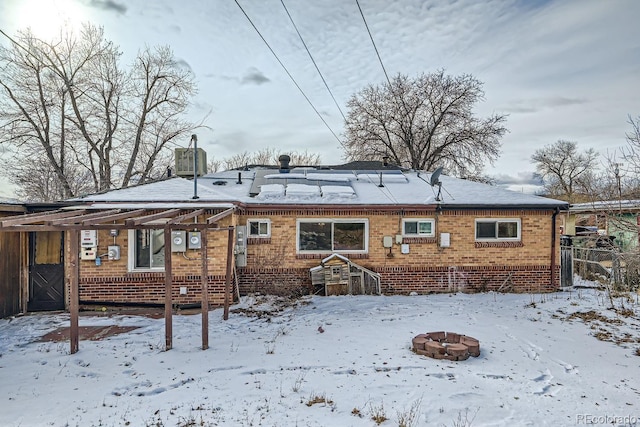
[562,244,640,292]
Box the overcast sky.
[1,0,639,198]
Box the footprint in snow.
[534,383,562,396]
[520,345,540,360]
[532,369,553,383]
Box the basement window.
[248,219,271,238]
[402,219,435,237]
[297,219,368,253]
[475,219,520,241]
[128,229,165,271]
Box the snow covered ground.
[1,282,639,427]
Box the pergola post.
[200,228,209,350]
[163,227,173,350]
[69,229,79,354]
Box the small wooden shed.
[310,254,381,296]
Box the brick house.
[0,161,568,311]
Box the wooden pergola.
[0,205,237,354]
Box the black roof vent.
[279,154,291,173]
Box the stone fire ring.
[412,331,480,361]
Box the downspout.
[550,207,559,289]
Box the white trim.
[401,218,436,237]
[247,218,271,238]
[127,229,166,272]
[474,218,521,241]
[296,218,369,254]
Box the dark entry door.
[28,232,65,311]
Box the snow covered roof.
[570,199,640,213]
[67,168,567,209]
[0,198,22,205]
[71,177,237,203]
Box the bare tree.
[0,147,93,201]
[621,115,640,197]
[0,24,198,201]
[343,70,507,177]
[0,31,76,199]
[207,157,223,174]
[531,140,598,202]
[121,46,196,187]
[220,148,321,170]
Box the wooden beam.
[223,227,234,320]
[47,209,121,225]
[206,207,235,225]
[0,223,213,232]
[125,209,182,226]
[200,230,209,350]
[20,232,28,314]
[81,209,147,225]
[0,210,87,227]
[163,227,173,351]
[167,209,205,225]
[69,229,79,354]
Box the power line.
[280,0,346,122]
[233,0,345,149]
[354,0,393,88]
[354,1,412,124]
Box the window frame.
[127,229,166,272]
[296,218,369,254]
[401,218,436,237]
[474,218,521,241]
[247,219,271,238]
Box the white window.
[128,229,165,271]
[330,266,342,280]
[248,219,271,237]
[402,219,435,237]
[475,219,521,241]
[297,219,368,253]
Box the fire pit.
[412,331,480,361]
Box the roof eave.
[439,203,569,210]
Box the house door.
[28,231,65,311]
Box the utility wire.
[354,0,393,88]
[233,0,345,148]
[354,0,412,136]
[280,0,346,122]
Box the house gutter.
[235,203,439,212]
[433,204,569,210]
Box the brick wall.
[237,207,562,294]
[79,274,228,306]
[236,267,313,297]
[235,265,559,296]
[68,207,561,305]
[67,215,235,307]
[238,208,557,267]
[377,265,560,294]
